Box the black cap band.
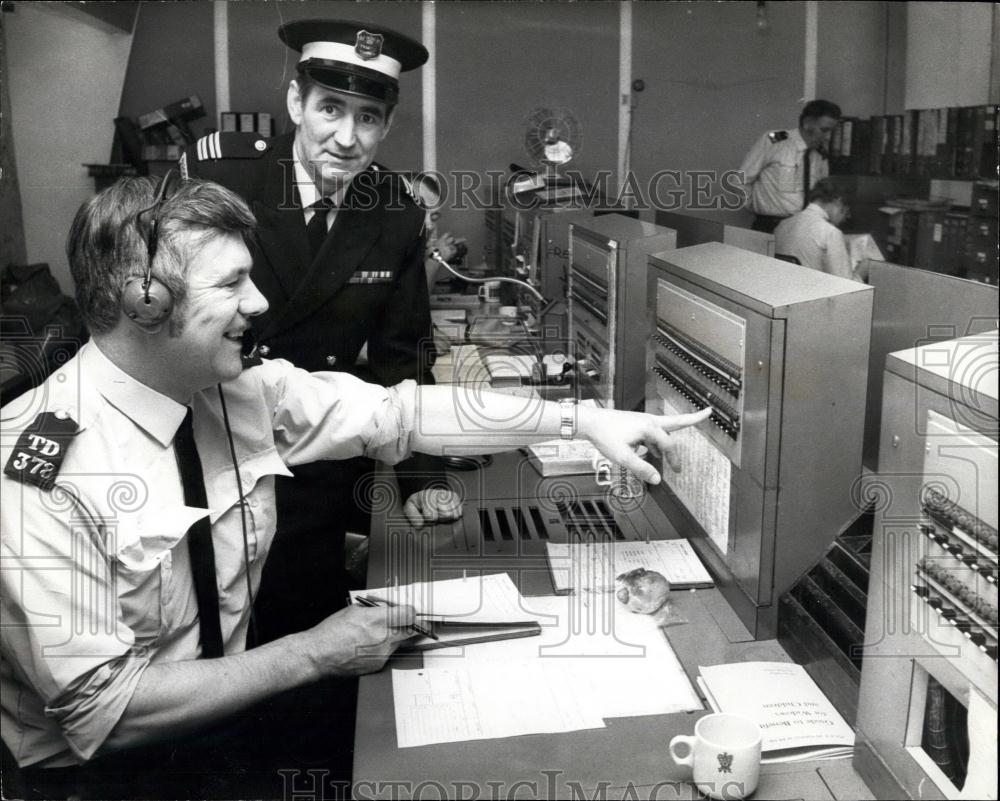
[297,60,399,105]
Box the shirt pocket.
[205,448,290,599]
[776,160,801,193]
[114,505,204,645]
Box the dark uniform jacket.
[181,131,434,382]
[181,131,443,638]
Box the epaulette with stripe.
[180,132,270,179]
[767,130,789,143]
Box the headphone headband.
[124,170,181,328]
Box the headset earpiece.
[124,169,179,328]
[122,275,173,327]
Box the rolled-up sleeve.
[45,654,148,761]
[1,479,150,765]
[259,359,418,467]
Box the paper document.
[525,438,599,477]
[698,662,854,763]
[352,573,543,650]
[409,594,701,746]
[351,572,533,624]
[483,353,536,380]
[392,663,604,748]
[658,395,731,554]
[430,343,484,384]
[844,233,885,278]
[431,308,467,324]
[547,539,713,592]
[958,687,998,800]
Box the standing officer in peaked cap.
[180,19,462,649]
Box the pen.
[355,595,440,641]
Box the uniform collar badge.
[355,30,383,60]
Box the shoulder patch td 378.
[4,412,78,491]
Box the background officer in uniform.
[738,99,842,233]
[774,178,858,281]
[181,19,462,645]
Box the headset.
[122,170,180,328]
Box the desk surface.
[354,454,875,801]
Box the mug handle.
[592,456,612,486]
[668,735,695,767]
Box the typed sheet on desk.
[392,662,605,748]
[391,595,702,747]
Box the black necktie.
[802,148,812,209]
[174,408,224,658]
[306,197,335,258]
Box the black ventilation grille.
[557,498,625,541]
[478,504,552,542]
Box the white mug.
[669,713,762,800]
[478,280,501,303]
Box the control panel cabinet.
[568,214,676,411]
[645,242,874,638]
[855,330,997,800]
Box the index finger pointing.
[659,406,712,432]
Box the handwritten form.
[392,593,702,747]
[546,539,713,592]
[392,662,604,747]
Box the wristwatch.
[558,398,577,440]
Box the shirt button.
[325,355,337,366]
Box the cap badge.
[355,30,383,60]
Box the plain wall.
[5,2,133,291]
[905,1,993,109]
[817,2,898,117]
[631,1,806,221]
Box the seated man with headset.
[0,175,711,799]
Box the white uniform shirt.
[739,128,828,217]
[0,342,416,767]
[774,203,855,281]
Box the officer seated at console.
[0,175,710,799]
